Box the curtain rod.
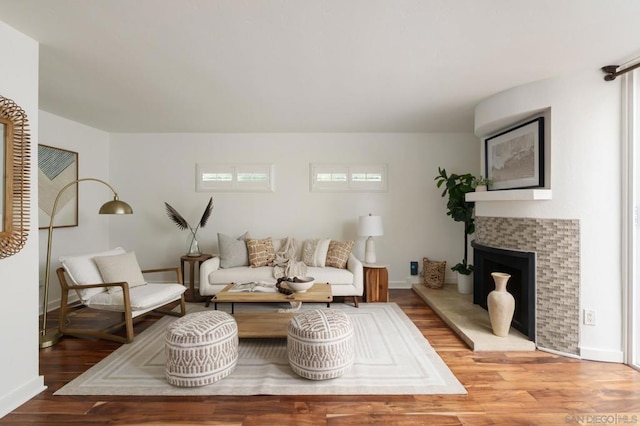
[602,61,640,81]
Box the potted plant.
[434,167,476,294]
[472,176,492,192]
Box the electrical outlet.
[584,309,596,326]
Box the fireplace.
[472,241,536,341]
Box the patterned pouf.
[287,309,355,380]
[165,310,238,387]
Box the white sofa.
[199,236,363,306]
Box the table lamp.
[358,214,384,264]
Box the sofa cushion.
[302,238,331,267]
[93,251,147,293]
[325,240,354,269]
[208,266,277,284]
[218,232,249,268]
[207,265,354,286]
[59,247,126,301]
[246,237,276,267]
[306,266,354,285]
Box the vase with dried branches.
[165,197,214,257]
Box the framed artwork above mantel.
[38,144,79,229]
[484,117,544,191]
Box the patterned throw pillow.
[302,238,331,267]
[246,237,276,267]
[325,240,354,269]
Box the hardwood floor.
[5,289,639,425]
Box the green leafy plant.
[472,176,492,188]
[451,258,474,275]
[434,167,475,275]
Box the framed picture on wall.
[484,117,544,190]
[38,144,79,229]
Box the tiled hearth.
[474,216,580,356]
[413,283,535,351]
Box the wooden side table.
[180,253,213,303]
[363,263,389,302]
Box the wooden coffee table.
[231,312,297,338]
[212,282,333,338]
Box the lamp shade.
[99,197,133,215]
[358,214,384,237]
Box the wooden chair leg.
[58,283,71,335]
[179,295,186,315]
[123,313,135,343]
[353,296,359,308]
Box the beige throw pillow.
[246,237,276,268]
[218,232,249,268]
[302,238,331,267]
[93,251,147,293]
[325,240,354,269]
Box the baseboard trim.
[579,345,624,363]
[390,280,412,289]
[537,346,581,360]
[0,376,46,419]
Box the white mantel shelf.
[466,189,552,202]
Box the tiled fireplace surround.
[474,216,580,356]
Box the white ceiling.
[1,0,640,133]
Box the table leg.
[181,258,208,303]
[189,261,196,300]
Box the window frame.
[196,163,275,192]
[310,163,387,192]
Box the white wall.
[38,111,112,311]
[0,21,44,418]
[108,133,479,287]
[474,70,623,362]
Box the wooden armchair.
[57,248,187,343]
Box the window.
[197,163,274,192]
[310,163,387,192]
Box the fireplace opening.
[472,241,536,341]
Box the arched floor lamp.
[39,178,133,349]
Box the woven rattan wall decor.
[0,95,31,259]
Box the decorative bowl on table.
[285,277,315,293]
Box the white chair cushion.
[59,247,126,301]
[93,251,147,293]
[86,283,186,314]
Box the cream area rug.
[55,302,466,396]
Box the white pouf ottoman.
[287,309,355,380]
[165,310,238,387]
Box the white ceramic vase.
[487,272,515,337]
[457,272,473,294]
